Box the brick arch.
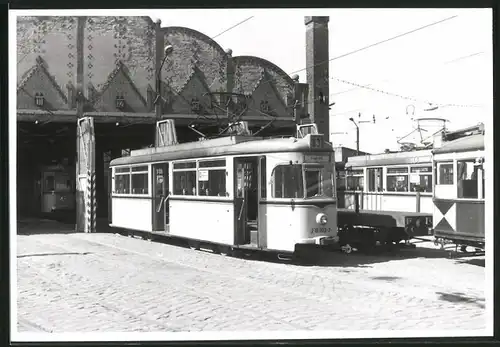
[231,55,295,106]
[161,26,229,95]
[162,26,227,58]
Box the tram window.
[457,160,478,199]
[410,166,432,192]
[482,160,485,199]
[346,169,364,191]
[386,166,409,192]
[132,166,148,172]
[198,169,226,196]
[438,163,453,185]
[45,175,55,191]
[271,164,303,199]
[367,168,383,192]
[173,171,197,195]
[55,173,72,192]
[114,174,130,194]
[131,173,148,194]
[305,164,335,198]
[260,158,267,199]
[115,167,130,173]
[199,159,226,168]
[173,161,196,169]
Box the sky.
[156,8,492,153]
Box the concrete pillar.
[305,16,330,142]
[75,17,96,232]
[75,16,86,232]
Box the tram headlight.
[316,213,328,225]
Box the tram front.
[266,135,339,254]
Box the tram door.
[152,163,169,232]
[234,156,260,246]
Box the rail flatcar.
[432,131,485,253]
[108,127,340,258]
[336,150,434,252]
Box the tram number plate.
[311,227,332,234]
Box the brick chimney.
[305,16,330,142]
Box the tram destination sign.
[198,170,209,182]
[304,153,331,163]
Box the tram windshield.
[304,163,335,198]
[271,163,336,199]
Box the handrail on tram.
[238,198,245,221]
[156,194,170,213]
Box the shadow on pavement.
[436,291,485,309]
[455,258,485,267]
[17,252,92,258]
[17,219,76,235]
[111,228,478,268]
[16,218,112,236]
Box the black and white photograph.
[9,7,493,342]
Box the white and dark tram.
[108,126,340,258]
[432,130,485,253]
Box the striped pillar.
[86,170,92,233]
[91,171,97,233]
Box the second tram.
[336,149,434,251]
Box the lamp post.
[349,117,359,155]
[155,44,174,121]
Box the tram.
[39,163,76,220]
[336,149,434,251]
[108,124,340,258]
[432,130,485,252]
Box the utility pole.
[349,117,359,155]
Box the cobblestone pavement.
[16,224,487,333]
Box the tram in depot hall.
[108,123,341,259]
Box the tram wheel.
[218,246,232,256]
[341,244,353,254]
[188,241,200,251]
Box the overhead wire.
[211,16,255,39]
[330,50,486,97]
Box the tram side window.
[438,163,453,185]
[410,166,432,192]
[131,166,148,195]
[198,169,226,196]
[271,164,304,199]
[173,171,197,195]
[114,168,131,194]
[457,160,478,199]
[386,167,409,192]
[367,168,383,192]
[346,169,364,191]
[55,172,72,192]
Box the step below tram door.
[234,156,260,247]
[152,163,169,233]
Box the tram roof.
[345,149,433,168]
[432,133,484,154]
[110,135,333,166]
